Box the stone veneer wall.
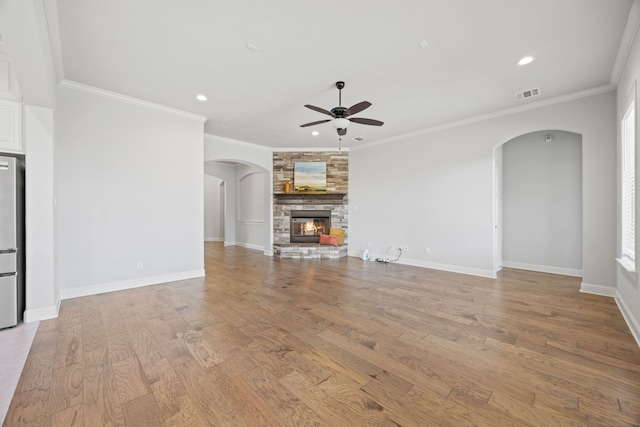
[273,151,349,247]
[273,151,348,193]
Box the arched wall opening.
[203,133,274,255]
[204,159,272,254]
[495,130,583,277]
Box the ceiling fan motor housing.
[331,106,347,117]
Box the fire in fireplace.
[290,210,331,243]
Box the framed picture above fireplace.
[294,162,326,194]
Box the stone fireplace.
[272,151,348,258]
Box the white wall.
[615,3,640,345]
[238,171,266,222]
[204,174,223,241]
[56,86,206,298]
[350,125,496,277]
[23,105,57,321]
[502,130,582,276]
[350,91,615,284]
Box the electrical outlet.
[424,248,430,254]
[136,261,143,270]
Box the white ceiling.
[56,0,633,149]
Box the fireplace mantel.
[274,193,346,205]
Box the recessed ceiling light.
[245,43,259,52]
[417,39,429,48]
[311,131,319,136]
[196,94,207,102]
[518,56,534,66]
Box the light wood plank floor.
[4,242,640,426]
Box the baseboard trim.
[348,252,496,279]
[24,298,60,323]
[236,242,265,252]
[59,269,205,300]
[579,283,639,349]
[502,261,582,277]
[580,282,616,297]
[204,237,224,242]
[615,290,640,348]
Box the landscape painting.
[294,162,327,193]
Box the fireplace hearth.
[290,210,331,243]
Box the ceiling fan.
[300,81,384,137]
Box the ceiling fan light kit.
[331,118,349,129]
[300,81,384,139]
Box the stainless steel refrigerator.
[0,155,25,329]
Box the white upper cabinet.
[0,98,22,153]
[0,42,21,102]
[0,40,22,153]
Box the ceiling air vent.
[352,136,366,142]
[515,87,540,101]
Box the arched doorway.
[204,160,271,254]
[495,130,583,276]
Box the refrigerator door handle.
[0,249,17,254]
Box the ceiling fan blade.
[304,104,335,117]
[300,119,331,128]
[337,128,347,136]
[349,117,384,126]
[346,101,371,115]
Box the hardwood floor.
[4,242,640,426]
[0,322,38,425]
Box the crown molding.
[270,146,349,152]
[611,0,640,86]
[60,79,207,122]
[204,133,273,151]
[204,132,350,152]
[352,84,615,150]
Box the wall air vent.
[352,136,366,142]
[515,87,541,101]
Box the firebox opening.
[290,210,331,243]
